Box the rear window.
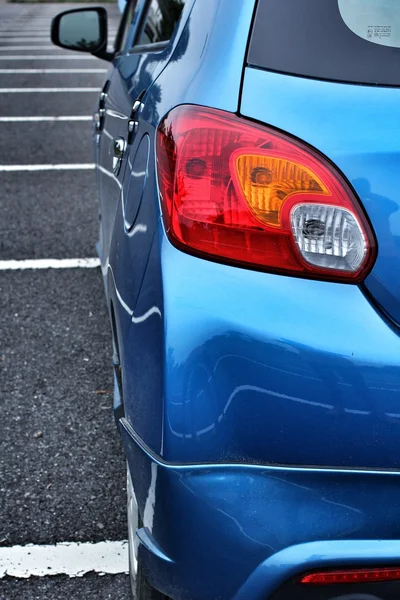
[248,0,400,86]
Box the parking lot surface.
[0,2,131,598]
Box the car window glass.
[136,0,186,46]
[248,0,400,86]
[116,0,138,52]
[338,0,400,48]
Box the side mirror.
[51,7,112,61]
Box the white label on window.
[338,0,400,48]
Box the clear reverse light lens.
[291,203,367,272]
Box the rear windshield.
[248,0,400,86]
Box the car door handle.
[112,137,126,175]
[94,81,110,133]
[127,90,146,144]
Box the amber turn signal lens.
[234,153,328,227]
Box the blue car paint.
[121,416,400,600]
[106,0,258,453]
[240,67,400,326]
[159,234,400,469]
[92,0,400,597]
[234,539,400,600]
[98,0,197,421]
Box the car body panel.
[159,233,400,469]
[241,66,400,327]
[103,0,257,452]
[91,0,400,597]
[97,0,195,276]
[97,0,197,435]
[121,416,400,600]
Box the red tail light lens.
[299,567,400,585]
[156,105,376,281]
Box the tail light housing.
[156,105,376,281]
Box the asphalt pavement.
[0,2,131,598]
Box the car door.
[96,0,190,374]
[96,0,144,273]
[97,0,189,288]
[107,0,194,460]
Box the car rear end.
[120,0,400,598]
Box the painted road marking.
[0,30,54,33]
[0,29,117,32]
[0,69,107,73]
[0,28,117,32]
[0,38,115,43]
[0,164,95,172]
[0,30,73,34]
[0,541,128,578]
[0,116,92,122]
[0,55,97,60]
[0,38,71,42]
[0,33,117,38]
[0,88,100,93]
[0,258,101,270]
[0,31,55,33]
[0,45,68,50]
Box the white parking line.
[0,55,97,60]
[0,541,128,578]
[0,258,101,270]
[0,116,92,122]
[0,34,55,37]
[0,69,107,73]
[0,29,52,32]
[0,46,78,50]
[0,32,55,34]
[0,88,100,93]
[0,30,59,34]
[0,164,95,172]
[0,28,117,31]
[0,32,117,37]
[0,38,115,43]
[0,38,64,42]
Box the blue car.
[52,1,400,598]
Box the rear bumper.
[117,230,400,597]
[121,417,400,600]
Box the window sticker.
[338,0,400,47]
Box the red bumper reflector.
[300,567,400,585]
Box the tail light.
[299,567,400,585]
[156,105,376,281]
